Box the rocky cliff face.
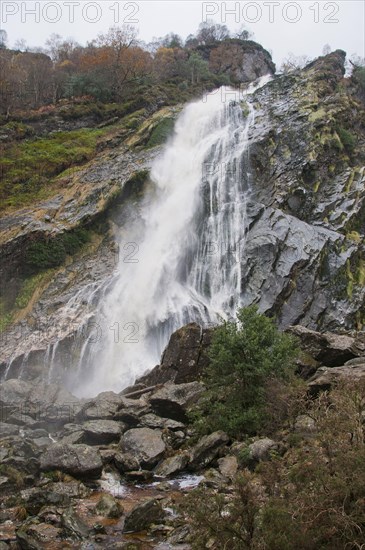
[241,51,365,330]
[1,50,365,381]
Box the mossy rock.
[146,117,175,148]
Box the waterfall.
[73,78,270,397]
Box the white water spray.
[75,78,270,396]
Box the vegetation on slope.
[183,308,365,549]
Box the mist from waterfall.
[74,78,270,397]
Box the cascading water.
[74,78,270,397]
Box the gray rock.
[294,415,317,436]
[141,413,186,431]
[77,391,123,421]
[150,382,204,422]
[154,454,190,478]
[288,325,364,367]
[0,422,19,437]
[119,428,166,469]
[123,498,164,533]
[61,506,90,539]
[308,364,365,394]
[189,431,230,470]
[81,419,123,445]
[40,444,102,479]
[248,438,278,463]
[95,493,123,518]
[138,324,212,386]
[217,456,238,479]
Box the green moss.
[345,170,356,193]
[313,181,321,193]
[309,107,326,122]
[25,228,91,271]
[357,259,365,286]
[146,118,175,148]
[347,231,362,243]
[240,101,250,118]
[15,271,54,309]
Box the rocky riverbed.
[1,322,365,549]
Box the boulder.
[80,419,123,445]
[140,413,186,431]
[61,506,90,540]
[294,414,317,435]
[123,498,164,533]
[248,438,278,464]
[189,431,230,470]
[217,456,238,479]
[21,487,70,516]
[95,493,123,519]
[119,428,166,469]
[288,325,365,367]
[0,422,19,437]
[154,453,190,478]
[150,382,204,422]
[40,444,103,479]
[76,391,122,421]
[17,522,64,549]
[0,379,81,428]
[308,363,365,394]
[137,323,212,385]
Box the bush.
[192,306,299,438]
[335,125,357,153]
[25,228,90,271]
[184,379,365,549]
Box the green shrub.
[335,125,357,153]
[25,228,91,271]
[184,380,365,550]
[192,306,299,438]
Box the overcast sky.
[1,1,364,66]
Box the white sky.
[1,1,364,66]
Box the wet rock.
[45,480,90,499]
[119,428,166,469]
[17,521,64,549]
[40,443,103,479]
[189,431,230,470]
[308,364,365,394]
[123,498,164,533]
[95,493,123,518]
[150,382,204,422]
[21,487,70,516]
[138,324,212,385]
[80,419,123,445]
[61,506,90,539]
[154,453,190,478]
[124,470,154,482]
[114,452,140,473]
